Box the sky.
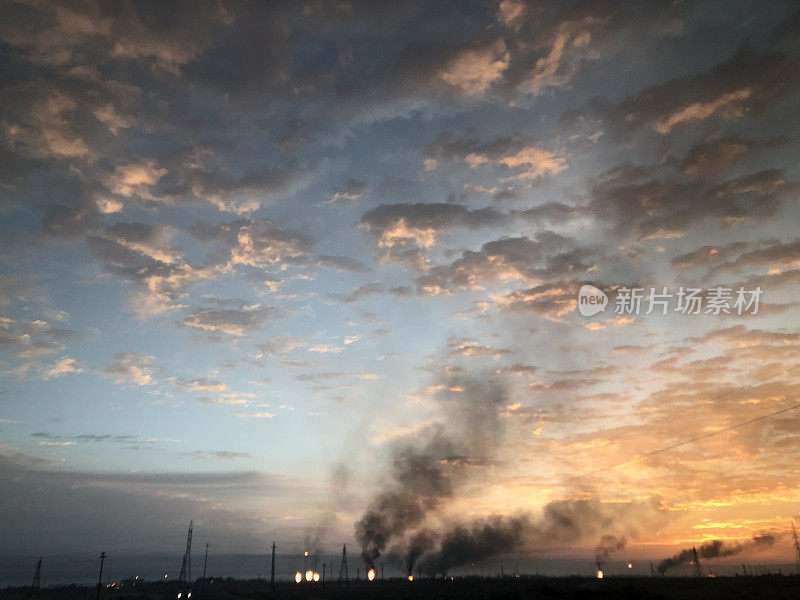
[1,0,800,580]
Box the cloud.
[416,233,591,293]
[359,202,505,252]
[446,337,511,359]
[233,411,276,419]
[679,136,784,176]
[198,392,255,405]
[491,281,579,321]
[568,42,800,138]
[184,302,280,337]
[43,357,83,379]
[589,159,795,241]
[103,159,167,201]
[427,135,566,180]
[191,218,313,269]
[101,353,155,386]
[170,377,229,393]
[437,39,510,95]
[0,454,314,556]
[257,335,307,356]
[328,282,384,303]
[0,318,75,360]
[88,222,214,316]
[516,16,605,95]
[314,255,372,273]
[318,178,367,206]
[187,450,253,460]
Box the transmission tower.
[96,552,106,600]
[270,542,276,597]
[28,557,41,597]
[178,521,193,586]
[338,544,348,584]
[691,547,704,577]
[792,521,800,574]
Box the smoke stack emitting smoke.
[657,533,778,574]
[353,372,668,575]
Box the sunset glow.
[0,0,798,587]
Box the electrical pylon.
[338,544,348,584]
[691,547,704,577]
[792,521,800,574]
[28,557,41,597]
[178,521,193,586]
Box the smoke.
[354,375,507,569]
[354,362,671,575]
[305,463,351,568]
[355,430,456,568]
[304,526,325,570]
[406,529,437,575]
[657,533,778,574]
[595,534,626,569]
[420,515,530,575]
[407,497,665,576]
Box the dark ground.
[4,576,800,600]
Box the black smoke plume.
[406,529,437,575]
[595,534,626,569]
[409,497,666,576]
[658,533,778,574]
[354,366,668,576]
[355,431,457,568]
[421,515,530,576]
[354,375,507,569]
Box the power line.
[575,400,800,479]
[596,362,800,445]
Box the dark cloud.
[100,352,156,386]
[314,255,372,272]
[426,135,566,180]
[190,218,313,268]
[0,455,311,555]
[359,202,507,253]
[183,302,280,337]
[327,282,384,303]
[679,136,785,175]
[589,164,795,241]
[417,235,590,295]
[0,319,75,360]
[567,39,800,138]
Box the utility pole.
[322,562,326,592]
[95,552,106,600]
[270,542,276,597]
[201,542,209,592]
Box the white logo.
[578,284,608,316]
